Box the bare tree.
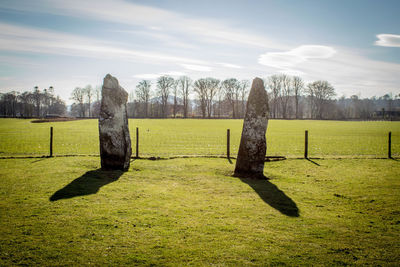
[222,78,239,118]
[95,86,101,102]
[128,90,135,103]
[178,76,192,118]
[193,78,208,118]
[216,83,225,118]
[33,86,42,117]
[43,87,56,116]
[48,86,55,113]
[280,74,292,119]
[239,80,249,118]
[292,76,304,119]
[0,88,66,117]
[349,95,360,118]
[157,76,174,118]
[383,93,393,120]
[267,75,281,118]
[71,87,85,117]
[18,91,34,117]
[206,78,220,118]
[84,85,93,117]
[42,88,49,116]
[0,91,18,117]
[126,90,135,118]
[135,80,151,118]
[172,80,179,118]
[234,80,241,117]
[360,98,375,119]
[306,80,336,119]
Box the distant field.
[0,118,399,158]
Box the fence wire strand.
[0,119,398,158]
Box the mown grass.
[0,118,399,158]
[0,157,399,265]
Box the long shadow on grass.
[240,176,299,217]
[49,169,123,201]
[306,158,321,166]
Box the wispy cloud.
[0,23,206,65]
[0,76,13,81]
[0,0,287,50]
[287,48,399,97]
[217,63,242,69]
[0,55,43,67]
[162,71,186,76]
[278,69,305,76]
[132,73,160,79]
[375,34,400,47]
[255,44,400,97]
[133,71,186,80]
[113,29,197,49]
[181,64,212,72]
[258,45,336,69]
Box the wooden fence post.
[50,127,53,157]
[388,131,392,159]
[227,129,230,160]
[136,127,139,158]
[304,130,308,159]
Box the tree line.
[0,86,66,117]
[1,74,399,120]
[128,74,400,120]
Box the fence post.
[50,127,53,157]
[304,130,308,159]
[136,127,139,158]
[388,131,392,159]
[227,129,230,160]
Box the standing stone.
[99,74,132,171]
[234,77,269,178]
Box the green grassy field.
[0,118,399,158]
[0,157,399,265]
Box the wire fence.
[0,119,398,159]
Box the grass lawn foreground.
[1,156,399,265]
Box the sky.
[0,0,399,104]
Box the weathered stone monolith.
[99,74,132,171]
[234,77,269,178]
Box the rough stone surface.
[99,74,132,171]
[234,77,269,178]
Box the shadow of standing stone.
[49,169,123,201]
[234,77,269,178]
[240,176,299,217]
[99,74,132,171]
